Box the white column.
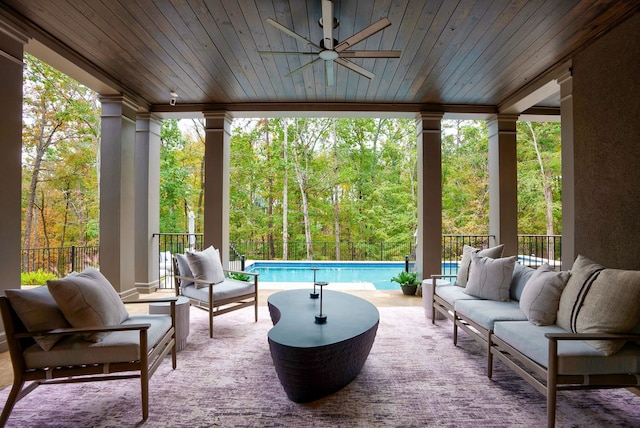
[0,18,28,352]
[558,70,574,270]
[487,114,519,256]
[416,113,444,279]
[99,95,139,298]
[135,113,162,292]
[203,112,231,265]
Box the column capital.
[99,94,139,120]
[203,110,232,126]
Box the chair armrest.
[173,274,211,287]
[430,274,457,280]
[224,269,258,278]
[545,332,640,342]
[125,297,179,305]
[15,323,152,339]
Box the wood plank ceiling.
[1,0,638,112]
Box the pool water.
[245,261,459,290]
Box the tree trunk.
[332,120,341,260]
[526,122,555,260]
[282,119,289,260]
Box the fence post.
[71,245,76,273]
[405,255,409,272]
[241,255,245,271]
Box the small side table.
[150,296,190,351]
[422,278,449,320]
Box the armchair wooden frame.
[0,296,177,427]
[173,257,258,338]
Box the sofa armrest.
[545,332,640,342]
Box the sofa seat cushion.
[181,278,255,303]
[435,283,483,307]
[493,321,640,375]
[455,299,526,331]
[23,315,172,369]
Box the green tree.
[22,54,100,259]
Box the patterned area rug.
[1,304,638,427]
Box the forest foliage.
[21,55,562,257]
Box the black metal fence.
[21,245,99,277]
[517,234,562,270]
[20,234,562,285]
[230,240,415,262]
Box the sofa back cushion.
[519,264,570,326]
[463,254,517,301]
[456,244,504,287]
[509,263,536,301]
[557,255,640,355]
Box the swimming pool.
[245,261,459,290]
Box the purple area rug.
[1,305,638,427]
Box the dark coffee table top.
[267,289,379,348]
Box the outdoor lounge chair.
[173,246,258,338]
[0,268,177,426]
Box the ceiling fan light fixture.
[319,50,339,61]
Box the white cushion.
[456,244,504,287]
[186,246,225,287]
[5,286,70,351]
[557,255,640,355]
[47,268,129,342]
[464,254,517,301]
[519,264,570,326]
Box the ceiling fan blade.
[258,51,318,55]
[334,18,391,52]
[335,58,375,80]
[325,60,335,86]
[266,18,321,50]
[321,0,334,50]
[286,57,322,78]
[338,50,402,58]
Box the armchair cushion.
[47,267,129,342]
[456,244,504,287]
[175,253,194,287]
[22,314,172,369]
[4,287,70,351]
[186,246,225,287]
[464,254,517,301]
[181,278,255,303]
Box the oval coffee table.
[267,289,379,402]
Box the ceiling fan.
[259,0,401,86]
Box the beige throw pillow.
[557,255,640,355]
[47,267,129,342]
[456,244,504,287]
[519,264,570,326]
[186,246,226,288]
[463,254,517,301]
[5,286,71,351]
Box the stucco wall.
[572,11,640,269]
